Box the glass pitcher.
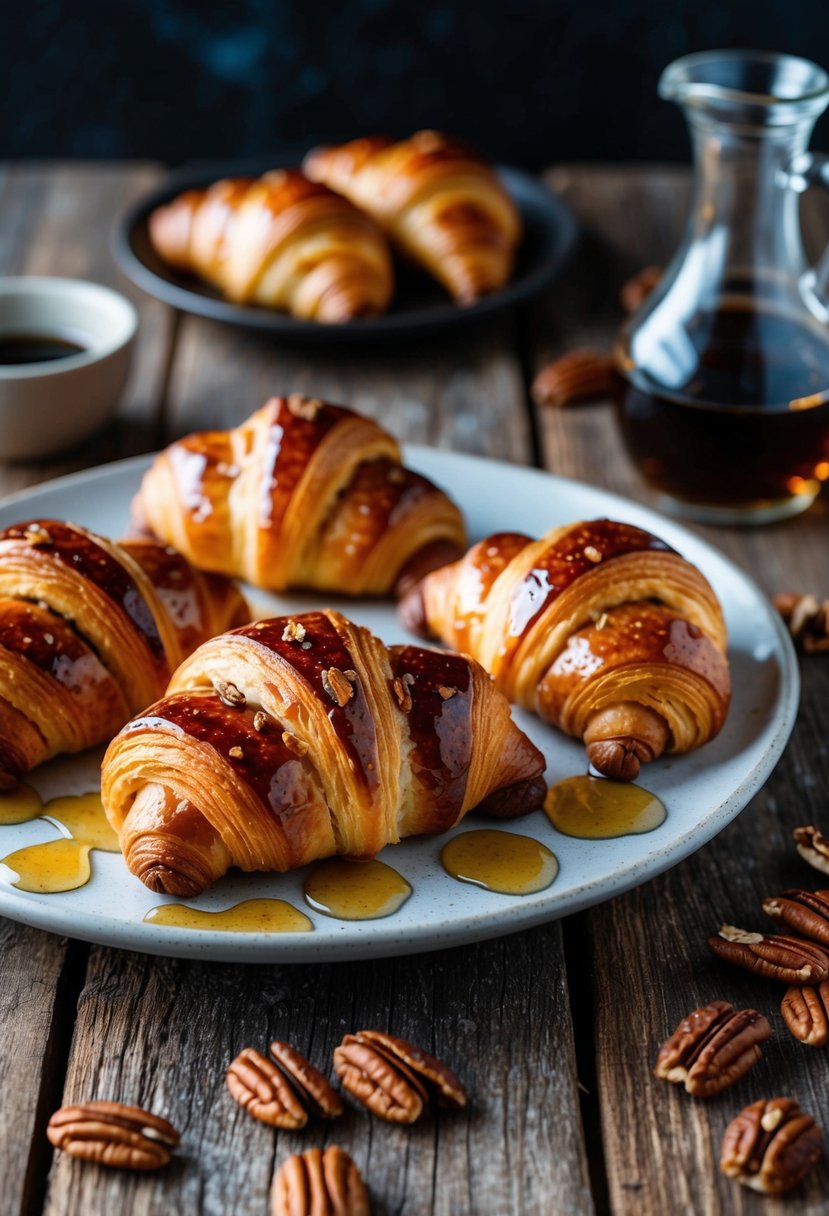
[614,50,829,524]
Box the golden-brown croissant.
[131,394,467,598]
[304,131,521,304]
[401,519,731,780]
[148,169,394,322]
[0,520,248,788]
[102,609,547,895]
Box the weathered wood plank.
[531,166,829,1214]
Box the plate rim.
[111,161,578,342]
[0,448,800,962]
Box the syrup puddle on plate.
[0,790,118,892]
[544,774,666,839]
[144,898,313,933]
[441,829,559,896]
[303,857,412,920]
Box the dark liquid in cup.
[614,306,829,508]
[0,333,86,366]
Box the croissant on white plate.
[304,130,522,304]
[148,168,394,322]
[0,520,248,788]
[101,609,547,895]
[400,518,731,780]
[131,394,467,598]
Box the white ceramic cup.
[0,277,138,461]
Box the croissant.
[101,609,547,895]
[0,520,248,789]
[148,169,393,322]
[401,519,731,781]
[304,131,521,304]
[131,393,467,598]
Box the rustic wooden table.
[1,162,828,1216]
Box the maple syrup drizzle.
[303,858,412,920]
[0,784,42,825]
[144,898,313,933]
[544,774,666,838]
[441,829,559,896]
[42,792,119,852]
[0,789,117,893]
[1,839,91,893]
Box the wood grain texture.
[533,166,829,1214]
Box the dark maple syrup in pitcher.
[614,303,829,512]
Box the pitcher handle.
[786,152,829,310]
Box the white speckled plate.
[0,450,798,962]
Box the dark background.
[4,0,829,167]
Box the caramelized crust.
[408,518,731,779]
[148,168,393,322]
[132,395,467,597]
[102,609,546,894]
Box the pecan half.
[620,264,662,313]
[271,1146,369,1216]
[794,826,829,878]
[286,394,323,422]
[781,983,829,1047]
[531,348,615,409]
[333,1031,466,1123]
[654,1001,772,1096]
[227,1043,342,1129]
[774,593,829,653]
[212,677,246,708]
[708,924,829,984]
[46,1101,179,1171]
[763,889,829,945]
[322,667,355,707]
[720,1098,823,1194]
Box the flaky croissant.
[131,393,467,598]
[304,131,521,304]
[148,169,393,322]
[0,520,248,788]
[401,519,731,780]
[102,609,547,895]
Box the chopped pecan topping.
[286,394,323,421]
[531,348,615,409]
[227,1043,342,1130]
[282,619,307,643]
[393,677,413,713]
[720,1098,823,1194]
[212,677,246,708]
[271,1146,369,1216]
[654,1001,772,1097]
[774,593,829,652]
[24,525,52,547]
[794,826,829,877]
[583,545,602,563]
[46,1101,179,1171]
[282,731,309,758]
[708,924,829,984]
[253,710,270,733]
[762,889,829,946]
[322,667,354,707]
[228,746,244,760]
[781,983,829,1047]
[333,1030,466,1123]
[620,264,662,313]
[438,685,458,701]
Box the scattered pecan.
[46,1101,179,1171]
[775,593,829,653]
[282,730,310,758]
[322,667,354,707]
[708,924,829,984]
[286,394,323,421]
[24,525,52,547]
[794,826,829,877]
[271,1146,369,1216]
[781,983,829,1047]
[393,677,413,713]
[333,1030,466,1124]
[253,710,270,733]
[763,889,829,946]
[213,677,246,708]
[654,1001,772,1097]
[226,1043,342,1130]
[437,685,458,701]
[620,264,662,313]
[530,348,615,409]
[282,619,307,643]
[720,1098,823,1194]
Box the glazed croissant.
[102,609,547,895]
[148,169,393,322]
[401,519,731,780]
[0,520,248,789]
[304,131,521,304]
[132,394,467,598]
